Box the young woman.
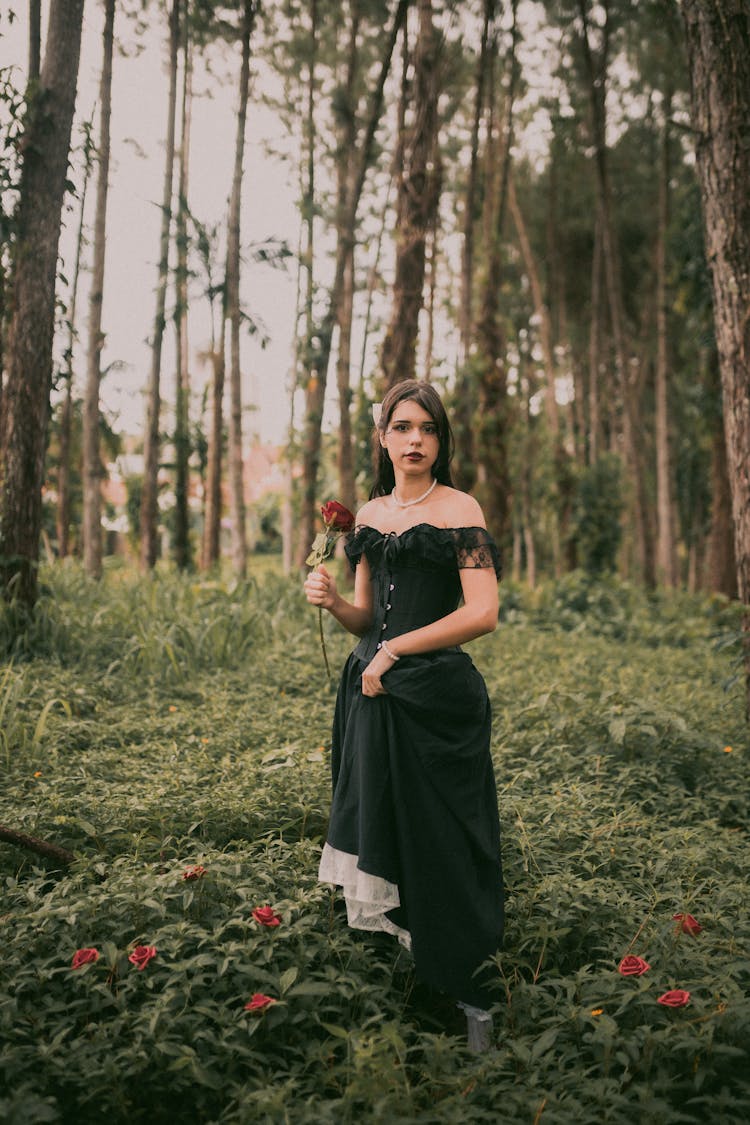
[304,380,504,1052]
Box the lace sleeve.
[451,527,502,579]
[344,525,373,571]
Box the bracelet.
[381,639,400,662]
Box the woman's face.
[380,397,440,476]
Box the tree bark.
[588,209,603,464]
[225,0,254,579]
[0,825,74,867]
[682,0,750,714]
[140,0,180,571]
[296,0,409,567]
[173,10,192,570]
[380,0,441,390]
[28,0,41,82]
[654,85,678,587]
[707,411,738,597]
[0,0,85,607]
[83,0,116,580]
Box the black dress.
[317,523,504,1009]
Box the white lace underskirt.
[318,842,412,951]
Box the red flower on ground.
[673,912,702,936]
[657,989,691,1008]
[320,501,355,532]
[182,864,207,882]
[618,955,651,977]
[71,948,100,970]
[244,993,276,1014]
[128,945,158,971]
[251,905,281,928]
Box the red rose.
[244,993,276,1013]
[618,955,651,977]
[657,989,691,1008]
[128,945,157,971]
[71,947,100,970]
[182,864,206,882]
[673,912,702,936]
[320,501,355,532]
[251,905,281,928]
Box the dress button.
[386,603,391,610]
[389,583,395,591]
[377,642,382,649]
[381,623,387,630]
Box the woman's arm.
[360,565,498,696]
[303,553,374,637]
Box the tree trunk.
[202,344,225,570]
[225,0,254,580]
[28,0,41,82]
[380,0,441,390]
[588,210,603,464]
[82,0,115,580]
[654,86,678,587]
[173,12,192,571]
[707,411,738,597]
[296,0,408,567]
[682,0,750,714]
[140,0,180,571]
[453,0,494,491]
[58,114,94,561]
[474,0,518,546]
[578,0,654,585]
[0,0,85,607]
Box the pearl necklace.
[391,477,438,508]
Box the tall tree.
[654,82,677,587]
[296,0,408,566]
[0,0,85,607]
[173,3,193,570]
[140,0,180,571]
[380,0,441,389]
[28,0,41,82]
[225,0,255,579]
[681,0,750,715]
[83,0,116,580]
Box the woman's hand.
[304,564,338,610]
[361,647,396,697]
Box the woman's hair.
[369,380,455,499]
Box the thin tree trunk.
[578,0,653,584]
[588,210,603,464]
[707,409,738,597]
[140,0,179,571]
[28,0,41,82]
[475,0,519,545]
[380,0,441,390]
[225,0,254,579]
[173,13,192,570]
[82,0,115,580]
[0,0,85,607]
[58,113,94,560]
[654,86,677,587]
[682,0,750,715]
[296,0,409,567]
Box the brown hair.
[370,380,455,499]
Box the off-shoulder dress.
[318,523,504,1008]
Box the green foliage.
[571,455,624,575]
[0,563,747,1123]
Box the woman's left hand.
[361,648,397,697]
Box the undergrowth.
[0,563,747,1124]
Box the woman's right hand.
[304,564,338,610]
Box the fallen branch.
[0,825,75,866]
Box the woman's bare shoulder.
[437,486,486,528]
[356,497,389,527]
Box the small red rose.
[182,864,207,882]
[244,993,276,1013]
[252,905,281,928]
[673,912,702,936]
[320,501,355,532]
[71,947,100,970]
[128,945,157,971]
[618,955,651,977]
[657,989,691,1008]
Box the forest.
[1,2,750,1122]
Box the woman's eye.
[423,425,437,435]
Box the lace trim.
[318,843,412,951]
[345,524,502,579]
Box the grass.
[0,561,748,1123]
